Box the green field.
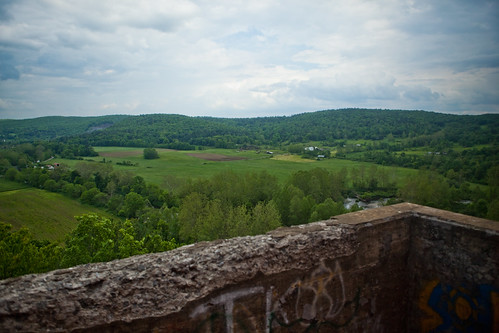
[52,147,418,189]
[0,179,116,241]
[1,148,418,241]
[0,178,30,192]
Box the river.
[344,197,389,210]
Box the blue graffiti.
[426,283,498,332]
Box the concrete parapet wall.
[0,203,498,332]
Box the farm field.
[0,179,116,241]
[52,147,419,189]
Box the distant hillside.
[77,109,499,148]
[1,109,498,148]
[0,115,128,142]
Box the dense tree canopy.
[62,110,497,149]
[0,115,126,143]
[3,110,497,149]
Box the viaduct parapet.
[1,203,498,332]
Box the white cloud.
[0,0,498,119]
[100,103,118,110]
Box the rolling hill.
[2,109,498,148]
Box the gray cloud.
[0,0,498,119]
[0,52,20,80]
[403,86,440,102]
[450,55,499,72]
[291,77,400,104]
[0,0,15,21]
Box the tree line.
[0,141,98,174]
[338,144,497,185]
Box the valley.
[0,109,497,279]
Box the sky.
[0,0,498,119]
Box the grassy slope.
[0,179,30,192]
[0,179,116,242]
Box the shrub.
[143,148,159,159]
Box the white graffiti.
[190,286,265,333]
[190,260,353,332]
[271,260,346,326]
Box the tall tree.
[120,192,147,218]
[250,201,281,235]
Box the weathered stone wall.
[0,203,497,332]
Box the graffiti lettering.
[190,260,361,333]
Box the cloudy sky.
[0,0,498,119]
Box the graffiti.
[191,286,265,333]
[190,260,361,333]
[293,261,345,321]
[269,260,360,331]
[419,279,499,332]
[268,290,360,332]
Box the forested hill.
[75,109,499,148]
[0,115,127,142]
[2,109,498,148]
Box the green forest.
[0,109,498,279]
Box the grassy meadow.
[3,144,492,243]
[16,147,420,240]
[52,147,418,190]
[0,179,29,192]
[0,178,116,241]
